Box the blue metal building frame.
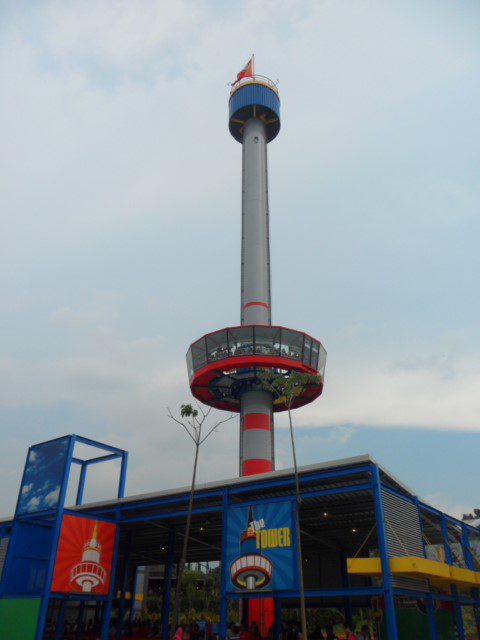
[1,442,480,639]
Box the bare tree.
[258,371,321,640]
[167,403,234,636]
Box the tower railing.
[230,74,279,96]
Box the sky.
[0,0,479,519]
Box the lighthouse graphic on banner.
[51,515,116,595]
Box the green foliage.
[257,370,321,409]
[180,404,198,419]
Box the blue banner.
[225,500,296,594]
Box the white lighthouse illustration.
[69,521,107,593]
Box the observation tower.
[186,59,327,478]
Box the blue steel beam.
[86,480,372,523]
[74,435,126,456]
[228,465,372,496]
[86,453,121,465]
[122,504,220,525]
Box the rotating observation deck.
[187,325,326,413]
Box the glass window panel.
[469,532,480,571]
[191,338,207,370]
[228,327,254,357]
[310,341,320,370]
[318,344,327,377]
[206,330,229,362]
[447,522,466,567]
[186,349,194,378]
[254,327,280,356]
[303,336,312,366]
[280,329,303,361]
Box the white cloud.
[44,488,60,506]
[0,0,479,517]
[26,496,40,512]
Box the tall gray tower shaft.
[239,117,274,476]
[241,118,271,326]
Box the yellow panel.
[346,557,381,576]
[449,566,477,588]
[347,555,480,590]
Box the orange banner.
[51,515,116,595]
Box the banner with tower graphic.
[51,515,116,595]
[225,501,296,594]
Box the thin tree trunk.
[171,440,200,636]
[288,408,308,640]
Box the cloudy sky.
[1,1,479,518]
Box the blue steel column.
[35,435,75,640]
[76,463,87,505]
[415,498,437,640]
[118,452,128,498]
[116,531,133,640]
[461,524,480,637]
[371,464,398,640]
[101,509,121,640]
[440,515,465,640]
[161,527,176,640]
[219,490,229,640]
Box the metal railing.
[230,74,279,96]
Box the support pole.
[161,527,175,640]
[371,464,398,640]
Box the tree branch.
[199,413,236,445]
[167,408,197,444]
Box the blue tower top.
[229,76,281,143]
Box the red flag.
[236,57,253,82]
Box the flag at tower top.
[236,56,253,82]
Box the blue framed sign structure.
[0,435,127,640]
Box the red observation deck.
[186,325,326,413]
